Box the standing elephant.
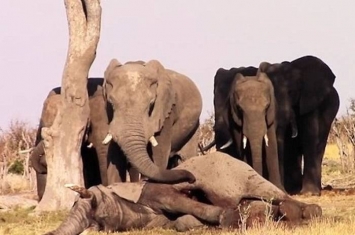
[30,78,122,201]
[102,59,202,184]
[213,55,339,196]
[260,56,339,195]
[213,64,284,189]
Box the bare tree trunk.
[36,0,101,211]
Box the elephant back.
[290,55,336,115]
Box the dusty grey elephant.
[213,64,286,190]
[102,59,202,184]
[30,78,138,201]
[45,152,322,234]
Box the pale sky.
[0,1,354,129]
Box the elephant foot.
[242,201,278,228]
[219,209,242,228]
[302,204,322,219]
[279,200,302,221]
[300,185,321,196]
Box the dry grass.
[1,145,355,235]
[1,118,355,234]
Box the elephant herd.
[30,55,339,206]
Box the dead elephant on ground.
[45,152,322,234]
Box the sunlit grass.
[1,143,355,235]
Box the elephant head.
[102,59,195,184]
[228,64,276,175]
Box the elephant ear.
[291,56,336,115]
[258,61,272,73]
[103,59,122,99]
[144,60,175,133]
[213,68,237,145]
[257,67,276,126]
[230,73,246,127]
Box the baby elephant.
[45,152,322,234]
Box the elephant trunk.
[29,140,47,174]
[94,144,108,186]
[109,117,195,184]
[45,199,92,235]
[243,115,267,176]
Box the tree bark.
[36,0,101,211]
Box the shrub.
[0,120,37,194]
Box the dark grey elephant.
[211,55,339,196]
[213,64,285,189]
[45,152,322,235]
[30,78,136,201]
[260,56,340,195]
[102,59,202,184]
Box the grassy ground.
[1,144,355,235]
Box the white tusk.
[64,183,78,189]
[19,148,33,154]
[87,143,93,148]
[149,136,158,147]
[64,183,91,198]
[264,134,269,147]
[102,133,113,145]
[243,136,247,149]
[220,139,233,149]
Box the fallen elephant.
[45,152,322,234]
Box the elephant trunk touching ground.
[107,115,196,184]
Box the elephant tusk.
[243,136,247,149]
[220,139,233,149]
[292,129,298,138]
[264,134,269,147]
[19,148,33,154]
[102,133,113,145]
[65,183,92,199]
[149,136,158,147]
[87,143,94,148]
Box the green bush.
[8,159,24,175]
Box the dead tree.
[36,0,101,211]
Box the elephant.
[213,64,285,189]
[212,55,339,196]
[102,59,203,184]
[45,152,322,235]
[260,56,340,195]
[30,78,137,201]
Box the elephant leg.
[284,134,302,194]
[229,128,244,161]
[128,164,140,182]
[171,215,204,232]
[300,93,338,196]
[300,112,320,195]
[175,127,199,162]
[146,214,204,232]
[141,184,230,226]
[81,145,101,188]
[36,173,47,201]
[107,142,127,184]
